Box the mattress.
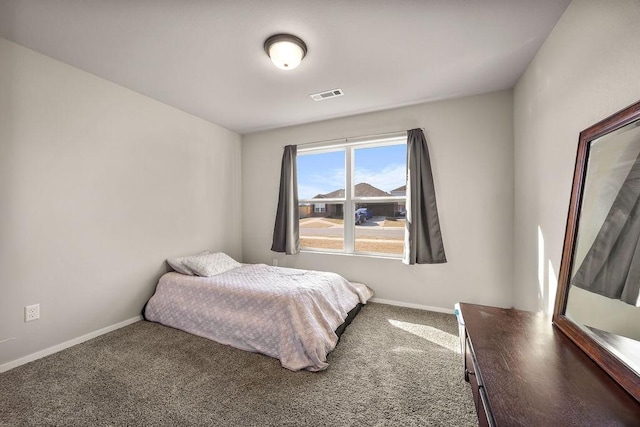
[144,264,373,371]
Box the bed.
[144,254,373,371]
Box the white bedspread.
[144,264,373,371]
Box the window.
[298,136,407,257]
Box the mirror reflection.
[566,117,640,374]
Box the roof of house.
[313,183,390,199]
[318,188,345,198]
[391,185,406,193]
[354,183,391,197]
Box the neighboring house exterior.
[298,204,312,218]
[390,185,406,196]
[308,190,344,218]
[390,185,406,216]
[306,183,404,218]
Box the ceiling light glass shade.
[264,34,307,70]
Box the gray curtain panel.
[271,145,300,255]
[572,152,640,306]
[403,129,447,265]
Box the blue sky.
[298,144,407,199]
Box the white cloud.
[298,184,327,200]
[298,168,345,199]
[354,163,406,192]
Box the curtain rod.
[295,128,424,149]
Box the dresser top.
[459,303,640,426]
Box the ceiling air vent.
[310,88,344,101]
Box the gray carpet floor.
[0,302,477,426]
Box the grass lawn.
[299,218,344,228]
[300,237,403,255]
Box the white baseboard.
[0,315,142,374]
[1,302,451,373]
[369,297,455,314]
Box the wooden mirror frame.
[553,100,640,403]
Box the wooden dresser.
[457,303,640,426]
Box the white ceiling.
[0,0,570,134]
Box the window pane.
[297,141,407,257]
[299,203,344,251]
[298,150,345,200]
[354,144,407,197]
[354,203,405,255]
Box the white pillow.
[182,252,242,277]
[167,250,210,275]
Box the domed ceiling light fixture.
[264,34,307,70]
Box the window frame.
[298,136,407,257]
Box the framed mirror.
[554,100,640,403]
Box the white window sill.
[299,249,403,261]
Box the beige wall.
[0,38,242,367]
[242,91,514,311]
[513,0,640,314]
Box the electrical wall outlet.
[272,259,278,267]
[25,304,40,322]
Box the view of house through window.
[297,137,407,256]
